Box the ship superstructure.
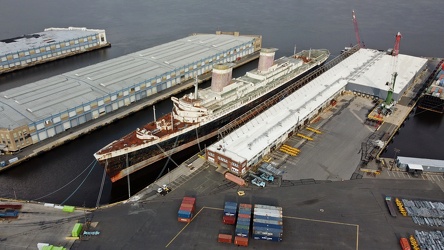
[94,48,330,182]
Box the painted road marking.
[284,215,359,250]
[166,206,223,248]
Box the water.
[0,0,443,207]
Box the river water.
[0,0,443,207]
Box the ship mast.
[153,105,156,121]
[194,76,199,99]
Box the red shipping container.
[238,213,251,219]
[223,215,236,225]
[182,197,196,204]
[180,203,195,209]
[235,236,248,247]
[218,234,232,243]
[178,217,191,223]
[179,206,195,213]
[239,204,252,209]
[399,238,411,250]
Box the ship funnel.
[211,64,233,92]
[258,48,278,72]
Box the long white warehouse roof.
[0,33,256,129]
[209,49,427,164]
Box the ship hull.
[100,57,328,182]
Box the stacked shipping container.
[223,201,238,225]
[178,197,196,223]
[252,204,283,242]
[235,203,252,247]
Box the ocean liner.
[94,48,330,182]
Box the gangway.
[297,133,314,141]
[306,127,322,134]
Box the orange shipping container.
[224,172,246,186]
[235,236,249,247]
[399,238,411,250]
[218,234,233,243]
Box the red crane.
[392,32,402,56]
[352,10,362,48]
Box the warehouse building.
[0,32,262,152]
[345,49,427,101]
[1,27,109,74]
[206,48,427,175]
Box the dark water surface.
[0,0,443,207]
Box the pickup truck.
[252,178,266,188]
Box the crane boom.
[352,10,362,48]
[392,32,402,56]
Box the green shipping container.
[42,246,54,250]
[62,206,75,213]
[72,223,83,237]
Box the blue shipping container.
[253,222,283,230]
[235,229,249,237]
[225,202,237,207]
[239,208,251,214]
[237,218,250,223]
[178,210,192,218]
[252,234,282,242]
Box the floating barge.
[0,27,110,74]
[417,62,444,114]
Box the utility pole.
[391,148,400,171]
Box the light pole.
[391,148,400,171]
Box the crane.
[381,32,402,115]
[352,10,362,48]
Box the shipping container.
[178,217,191,223]
[253,218,283,225]
[253,215,283,222]
[253,222,283,230]
[178,196,196,222]
[178,210,193,218]
[0,204,22,209]
[224,172,246,186]
[399,237,411,250]
[235,228,249,237]
[239,203,252,209]
[62,206,75,213]
[235,236,249,247]
[72,223,83,237]
[253,227,283,237]
[238,213,251,219]
[237,217,251,224]
[254,204,282,211]
[223,215,236,225]
[253,210,282,218]
[252,234,283,242]
[218,234,233,244]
